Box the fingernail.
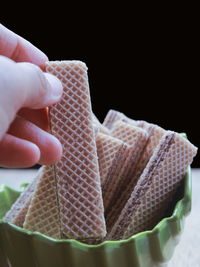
[45,73,63,98]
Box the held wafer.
[107,131,197,240]
[104,121,148,225]
[46,61,106,240]
[3,167,42,227]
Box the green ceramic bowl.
[0,168,191,267]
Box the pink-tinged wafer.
[46,61,106,240]
[23,165,61,238]
[96,133,128,186]
[3,167,42,227]
[124,120,165,187]
[93,114,110,136]
[107,131,197,240]
[104,121,148,228]
[103,109,133,129]
[132,121,166,186]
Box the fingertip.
[44,73,63,101]
[52,136,63,161]
[38,135,63,165]
[37,54,49,71]
[17,62,63,109]
[25,142,41,166]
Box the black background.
[1,10,199,167]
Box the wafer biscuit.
[92,114,110,136]
[132,121,166,186]
[107,131,197,240]
[104,121,148,226]
[23,165,61,238]
[3,167,42,227]
[119,122,166,203]
[46,61,106,240]
[96,133,127,186]
[103,109,132,129]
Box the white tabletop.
[0,168,199,266]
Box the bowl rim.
[0,167,191,248]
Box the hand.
[0,24,63,168]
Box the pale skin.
[0,24,63,168]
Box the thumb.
[0,56,63,139]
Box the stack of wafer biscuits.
[103,111,167,232]
[107,131,197,240]
[3,61,197,243]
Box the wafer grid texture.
[105,120,166,230]
[110,121,148,190]
[104,121,148,224]
[102,144,130,214]
[92,114,110,136]
[46,61,106,240]
[3,169,41,227]
[103,109,132,129]
[96,133,125,186]
[3,70,197,246]
[107,131,197,240]
[128,123,166,193]
[23,165,61,239]
[111,121,148,146]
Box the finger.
[0,56,62,139]
[0,23,48,69]
[0,133,40,168]
[18,107,49,131]
[8,116,62,165]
